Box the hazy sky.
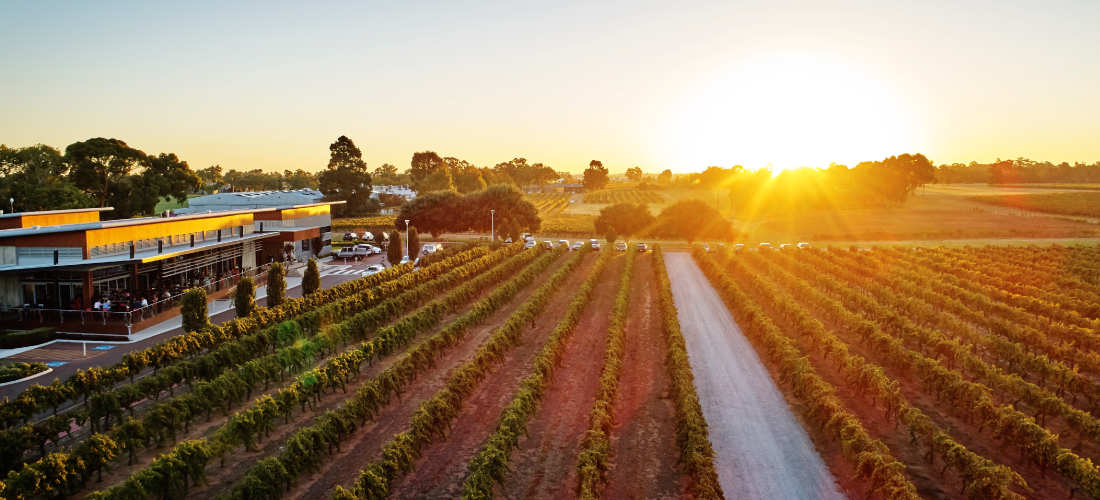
[2,0,1098,174]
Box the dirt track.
[663,253,845,500]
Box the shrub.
[0,327,57,349]
[408,226,421,256]
[180,288,209,333]
[604,227,617,244]
[267,262,286,309]
[387,230,402,265]
[303,258,321,296]
[235,276,256,318]
[0,363,48,383]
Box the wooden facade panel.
[86,214,254,247]
[22,212,101,227]
[254,205,330,221]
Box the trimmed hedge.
[0,363,49,384]
[0,327,57,349]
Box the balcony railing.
[0,265,271,336]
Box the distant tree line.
[0,139,201,220]
[936,158,1100,185]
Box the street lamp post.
[405,219,410,260]
[491,210,495,241]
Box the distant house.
[524,183,585,194]
[372,185,417,199]
[551,183,585,193]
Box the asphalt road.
[664,252,845,500]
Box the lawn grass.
[154,194,201,213]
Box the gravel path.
[663,253,845,500]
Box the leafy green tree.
[387,230,402,265]
[395,190,465,237]
[234,276,256,318]
[594,202,655,239]
[319,136,373,214]
[605,227,618,244]
[373,163,398,177]
[408,226,421,257]
[416,168,454,193]
[0,144,94,212]
[465,183,541,234]
[625,166,643,182]
[180,288,209,333]
[302,258,321,295]
[446,158,487,194]
[197,165,223,190]
[654,199,730,243]
[266,262,286,309]
[582,160,610,191]
[108,152,201,219]
[283,169,318,189]
[410,151,444,185]
[64,138,147,208]
[657,169,673,184]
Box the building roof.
[0,231,271,271]
[0,207,114,220]
[0,207,275,239]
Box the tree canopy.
[625,166,643,182]
[583,160,609,191]
[396,183,539,238]
[653,199,731,243]
[65,138,148,209]
[0,144,94,212]
[319,136,373,214]
[593,202,655,238]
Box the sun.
[658,55,922,172]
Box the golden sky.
[2,1,1098,174]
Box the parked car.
[571,241,584,251]
[780,243,792,250]
[505,237,513,243]
[734,244,745,251]
[525,240,536,249]
[615,241,627,251]
[716,244,727,252]
[590,239,601,251]
[354,244,372,257]
[336,247,356,259]
[400,256,412,265]
[558,239,570,248]
[362,232,374,241]
[372,246,383,254]
[542,241,554,250]
[364,265,385,275]
[343,232,358,241]
[759,242,772,250]
[636,243,648,252]
[700,243,710,253]
[797,242,811,249]
[422,243,438,255]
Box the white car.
[590,239,601,251]
[354,244,372,257]
[734,244,745,251]
[362,232,374,241]
[400,256,412,265]
[542,241,554,250]
[364,265,385,275]
[372,246,383,254]
[797,242,811,249]
[422,243,438,255]
[780,243,792,250]
[636,243,648,252]
[759,243,773,250]
[525,240,536,249]
[571,241,583,251]
[336,247,356,259]
[615,241,627,251]
[558,240,569,248]
[700,243,710,253]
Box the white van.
[590,239,601,251]
[422,243,438,255]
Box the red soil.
[384,252,604,499]
[493,254,625,500]
[601,254,692,500]
[287,251,596,500]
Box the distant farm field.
[969,192,1100,218]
